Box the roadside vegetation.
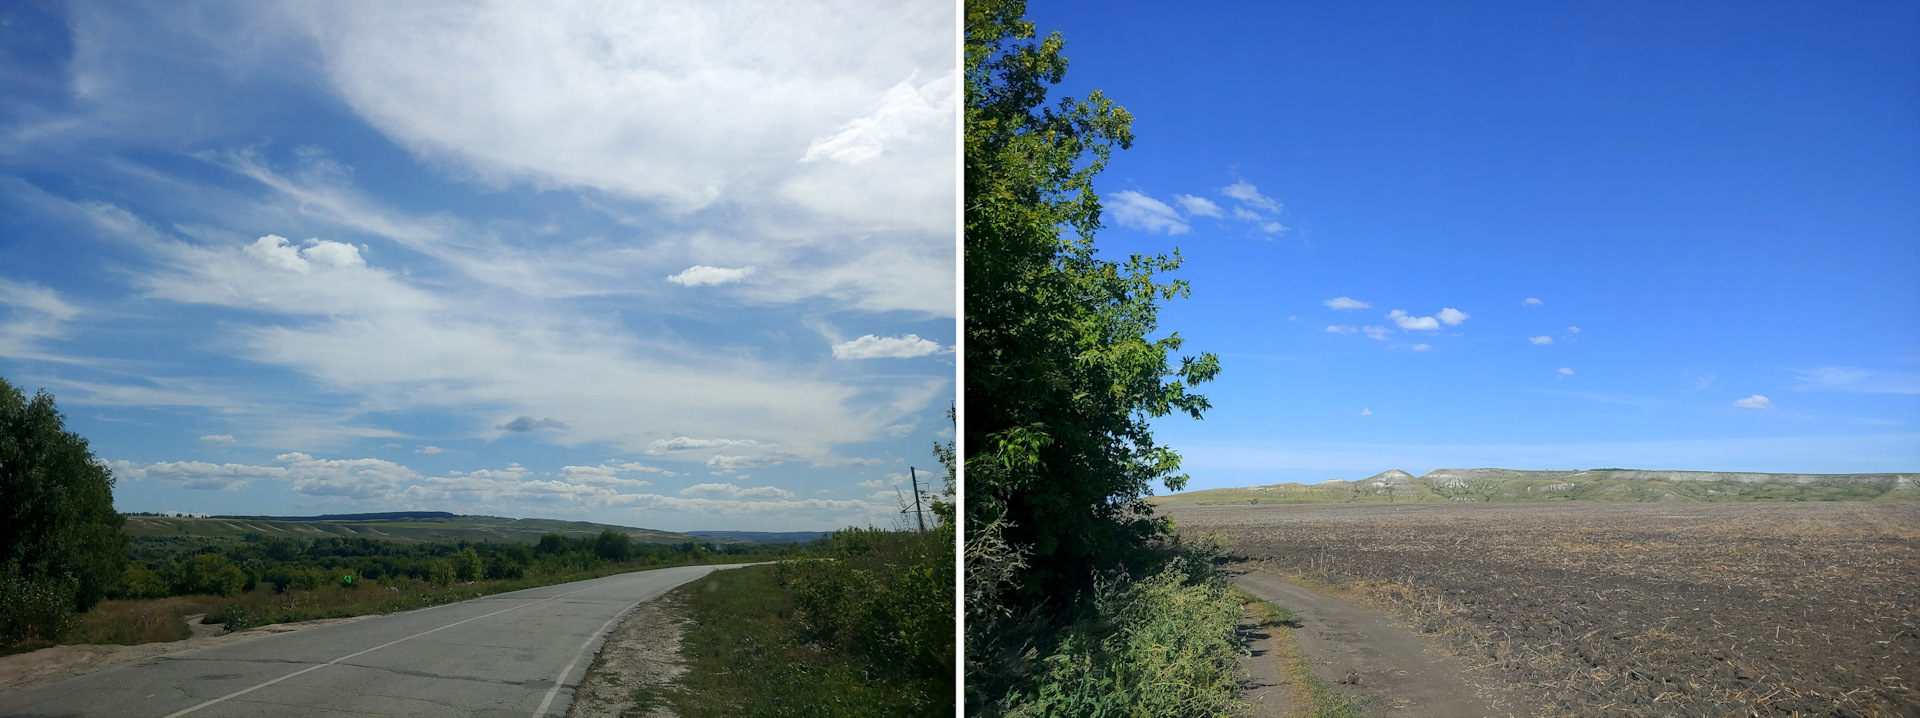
[659,418,957,717]
[964,1,1243,714]
[668,526,955,717]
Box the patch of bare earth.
[1238,608,1300,716]
[0,614,372,692]
[566,591,690,718]
[1171,501,1920,718]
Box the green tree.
[0,377,129,611]
[964,0,1218,605]
[449,547,482,582]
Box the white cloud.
[647,437,759,454]
[112,452,417,499]
[1529,336,1554,345]
[1733,395,1773,409]
[199,434,236,444]
[496,416,569,432]
[1524,297,1543,307]
[1221,181,1281,214]
[1259,221,1286,234]
[1436,308,1469,326]
[1362,326,1390,340]
[666,265,754,287]
[243,235,310,273]
[242,235,365,274]
[1359,408,1372,416]
[416,445,443,454]
[1323,297,1370,310]
[1325,325,1358,335]
[885,423,916,437]
[0,278,80,360]
[1568,326,1581,333]
[832,334,945,360]
[705,452,803,470]
[1412,344,1430,351]
[801,74,953,166]
[1387,310,1439,331]
[1792,367,1920,395]
[1106,191,1189,235]
[1558,367,1574,376]
[857,479,885,489]
[679,482,795,500]
[1173,194,1222,217]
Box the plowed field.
[1169,501,1920,717]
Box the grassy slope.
[124,515,708,548]
[1155,474,1916,506]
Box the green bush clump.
[1006,562,1243,718]
[779,525,956,693]
[0,571,80,646]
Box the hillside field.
[1155,468,1920,506]
[123,513,711,551]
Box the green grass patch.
[1231,586,1300,627]
[666,564,937,718]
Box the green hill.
[1154,468,1920,506]
[123,513,711,548]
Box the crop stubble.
[1168,501,1920,717]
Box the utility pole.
[907,466,927,532]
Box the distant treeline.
[119,531,787,599]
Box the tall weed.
[1007,565,1244,718]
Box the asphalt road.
[0,563,750,718]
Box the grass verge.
[667,563,937,718]
[1234,588,1366,718]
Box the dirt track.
[1172,501,1920,717]
[1237,571,1509,717]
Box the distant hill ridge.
[1155,467,1920,506]
[220,511,463,522]
[125,513,715,546]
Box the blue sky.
[1025,0,1920,489]
[0,2,956,531]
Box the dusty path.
[1236,610,1296,716]
[1235,571,1517,718]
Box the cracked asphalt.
[0,564,748,718]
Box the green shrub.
[1008,567,1244,718]
[120,564,170,599]
[175,554,247,597]
[426,559,454,587]
[0,571,79,646]
[450,547,482,582]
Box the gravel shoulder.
[565,590,690,718]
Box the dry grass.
[72,595,225,646]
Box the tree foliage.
[0,377,128,613]
[964,0,1220,606]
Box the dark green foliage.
[117,532,776,601]
[0,572,79,645]
[592,529,633,561]
[965,0,1218,606]
[0,378,129,613]
[965,3,1244,714]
